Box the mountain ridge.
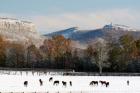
[44,24,140,44]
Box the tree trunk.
[99,64,102,75]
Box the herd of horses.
[24,77,130,88]
[24,77,72,87]
[89,80,109,87]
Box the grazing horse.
[62,81,67,87]
[39,79,43,86]
[49,77,53,82]
[89,81,98,86]
[53,80,59,86]
[99,81,109,87]
[105,82,109,87]
[70,81,72,86]
[127,80,129,86]
[99,81,106,85]
[24,81,28,87]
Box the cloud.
[30,9,140,34]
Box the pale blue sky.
[0,0,140,34]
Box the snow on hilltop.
[46,27,78,38]
[0,17,43,46]
[103,23,137,31]
[0,17,36,32]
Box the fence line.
[0,67,139,76]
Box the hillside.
[44,23,140,44]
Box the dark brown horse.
[99,81,109,87]
[24,81,28,87]
[99,81,106,85]
[39,79,43,86]
[127,80,129,86]
[105,82,109,87]
[49,77,53,82]
[53,80,59,86]
[89,81,98,86]
[70,81,72,86]
[62,81,67,87]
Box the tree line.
[0,34,140,73]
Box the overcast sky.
[0,0,140,34]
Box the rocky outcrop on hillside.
[0,17,43,46]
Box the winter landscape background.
[0,0,140,92]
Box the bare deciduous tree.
[93,38,109,74]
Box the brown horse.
[99,81,109,87]
[89,81,98,86]
[70,81,72,86]
[105,82,109,87]
[49,77,53,82]
[62,81,67,87]
[24,81,28,87]
[53,80,59,86]
[39,79,43,86]
[99,81,106,85]
[127,80,129,86]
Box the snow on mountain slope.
[45,24,140,44]
[103,23,137,31]
[46,27,78,38]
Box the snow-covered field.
[0,71,139,93]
